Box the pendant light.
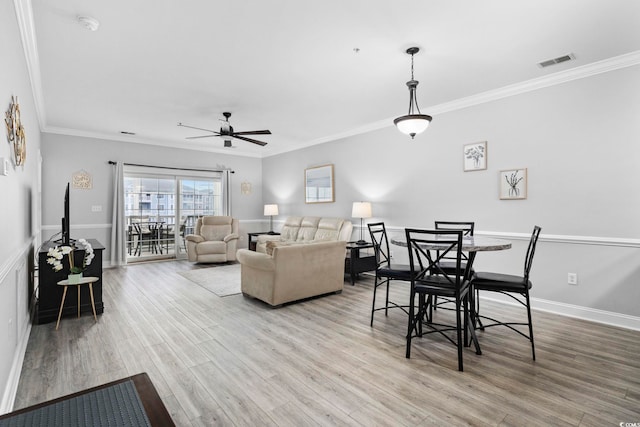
[394,47,432,138]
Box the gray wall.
[263,64,640,320]
[40,134,266,258]
[0,1,42,413]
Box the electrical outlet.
[91,205,102,212]
[567,273,578,285]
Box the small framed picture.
[463,141,487,171]
[500,168,527,200]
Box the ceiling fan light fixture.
[394,47,432,139]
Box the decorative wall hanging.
[500,168,527,200]
[4,95,26,166]
[305,164,334,203]
[240,182,252,195]
[72,169,93,189]
[464,141,487,171]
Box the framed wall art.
[305,164,334,203]
[463,141,487,171]
[500,168,527,200]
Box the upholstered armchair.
[185,216,239,263]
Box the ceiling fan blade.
[232,130,272,136]
[233,135,268,146]
[186,135,218,140]
[177,123,219,134]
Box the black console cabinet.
[36,239,104,324]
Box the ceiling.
[19,0,640,157]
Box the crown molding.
[427,50,640,115]
[15,0,640,155]
[267,50,640,156]
[43,126,263,158]
[13,0,46,131]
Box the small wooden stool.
[56,276,99,330]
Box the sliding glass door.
[123,166,227,262]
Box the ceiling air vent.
[538,53,575,68]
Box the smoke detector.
[538,53,575,68]
[77,16,100,31]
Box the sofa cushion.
[314,218,345,241]
[279,216,303,241]
[266,240,292,255]
[200,224,231,241]
[296,217,321,242]
[197,240,227,254]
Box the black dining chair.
[432,221,475,312]
[471,225,541,360]
[367,222,413,327]
[405,228,481,371]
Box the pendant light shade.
[394,47,432,138]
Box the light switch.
[0,158,8,176]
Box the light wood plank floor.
[15,260,640,426]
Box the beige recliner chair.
[185,216,239,263]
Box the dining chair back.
[367,222,413,327]
[432,221,475,311]
[471,225,541,360]
[405,228,481,371]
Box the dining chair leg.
[370,276,380,326]
[525,290,536,360]
[406,289,416,358]
[456,298,463,372]
[385,281,391,316]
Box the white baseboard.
[0,322,31,415]
[481,295,640,331]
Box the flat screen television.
[56,182,74,245]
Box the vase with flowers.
[47,238,95,284]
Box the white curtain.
[110,162,127,266]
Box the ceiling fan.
[177,112,270,146]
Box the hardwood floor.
[15,260,640,426]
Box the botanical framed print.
[305,164,334,203]
[464,141,487,171]
[500,168,527,200]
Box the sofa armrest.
[224,233,239,243]
[237,249,275,271]
[185,234,204,243]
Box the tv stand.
[36,239,104,324]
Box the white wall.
[0,1,42,413]
[40,133,266,259]
[262,64,640,323]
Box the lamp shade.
[264,204,279,216]
[351,202,372,219]
[394,114,432,137]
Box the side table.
[345,242,377,285]
[56,276,99,330]
[247,231,280,251]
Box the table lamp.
[264,204,279,234]
[352,202,372,245]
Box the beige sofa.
[185,216,239,263]
[255,216,353,253]
[236,240,347,306]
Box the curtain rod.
[108,161,234,173]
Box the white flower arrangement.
[46,238,94,274]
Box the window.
[123,167,228,261]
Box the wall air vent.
[538,53,576,68]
